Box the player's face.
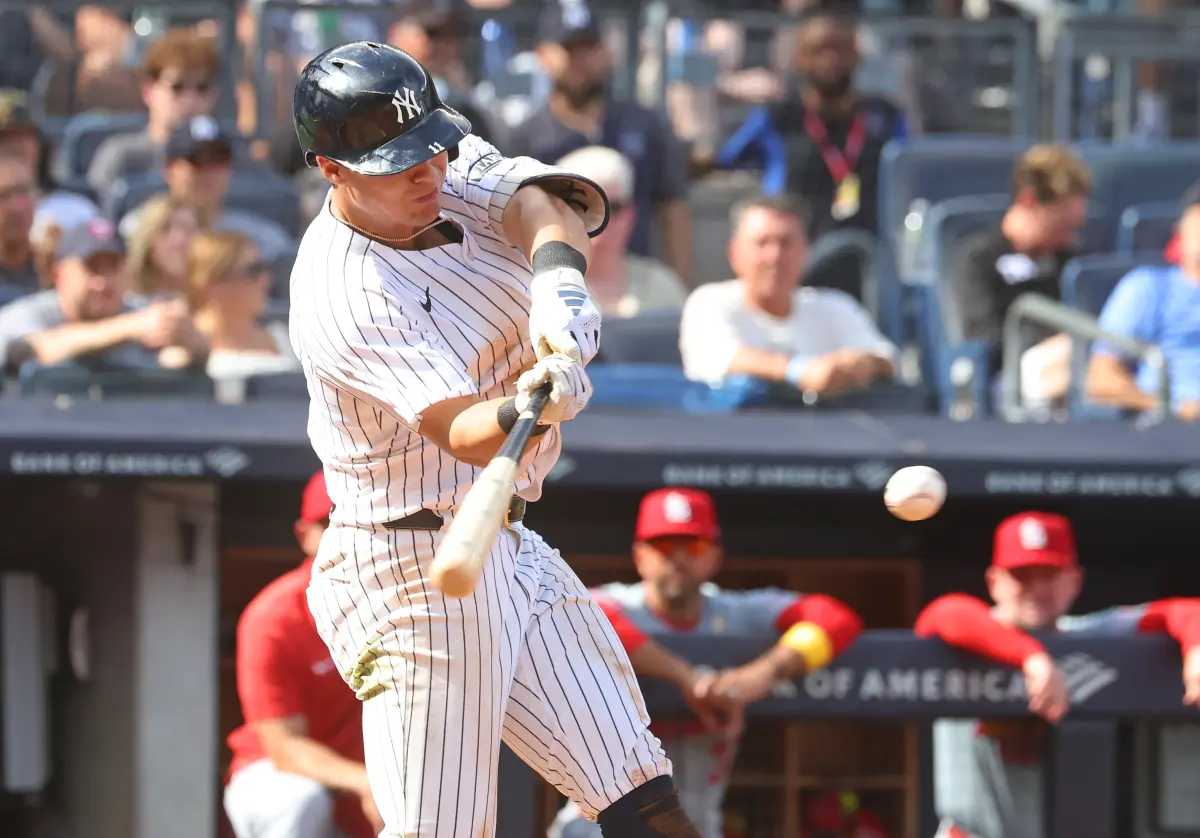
[328,153,448,231]
[729,207,808,307]
[987,565,1081,630]
[633,536,721,608]
[55,252,127,322]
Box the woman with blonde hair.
[126,194,202,299]
[186,229,295,385]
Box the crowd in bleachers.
[0,0,1196,425]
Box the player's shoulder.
[239,564,312,633]
[447,134,507,182]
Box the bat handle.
[496,383,551,461]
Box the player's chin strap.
[597,776,701,838]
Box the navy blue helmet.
[293,41,471,175]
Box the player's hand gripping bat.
[430,385,551,597]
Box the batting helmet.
[293,41,471,175]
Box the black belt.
[383,497,526,530]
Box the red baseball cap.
[635,488,720,542]
[299,471,332,523]
[992,512,1078,570]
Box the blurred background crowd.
[0,0,1197,423]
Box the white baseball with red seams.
[884,466,947,521]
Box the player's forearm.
[915,594,1044,668]
[438,396,534,468]
[269,735,369,795]
[628,638,701,690]
[503,185,592,267]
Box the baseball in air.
[884,466,947,521]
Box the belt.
[383,497,526,530]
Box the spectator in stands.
[87,27,220,196]
[225,471,381,838]
[387,6,494,141]
[1087,184,1200,421]
[556,145,686,317]
[126,195,202,300]
[0,89,101,236]
[550,487,863,838]
[122,116,292,264]
[916,511,1200,838]
[715,8,907,242]
[952,145,1091,379]
[0,217,205,376]
[186,230,295,381]
[506,1,694,281]
[0,154,39,304]
[680,194,895,399]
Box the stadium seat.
[243,371,309,401]
[587,364,744,413]
[1079,144,1200,245]
[875,137,1025,341]
[595,311,682,366]
[19,362,215,400]
[107,166,302,237]
[804,228,879,316]
[1116,201,1178,255]
[50,110,147,189]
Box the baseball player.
[225,471,379,838]
[916,511,1200,838]
[287,42,697,837]
[550,487,863,838]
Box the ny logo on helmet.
[392,88,423,124]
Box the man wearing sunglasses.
[552,487,863,838]
[87,27,220,198]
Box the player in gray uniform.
[550,488,863,838]
[288,43,699,837]
[917,511,1200,838]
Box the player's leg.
[498,527,698,837]
[308,524,527,837]
[223,758,339,838]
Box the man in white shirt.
[679,194,895,399]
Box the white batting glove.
[515,353,591,424]
[529,267,602,365]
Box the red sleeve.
[1137,598,1200,652]
[914,593,1044,668]
[591,591,649,654]
[236,607,307,723]
[774,594,863,655]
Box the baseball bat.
[429,385,551,597]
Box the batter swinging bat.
[430,385,551,597]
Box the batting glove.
[529,267,601,365]
[515,353,591,424]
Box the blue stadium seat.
[243,371,309,401]
[19,362,214,400]
[876,137,1025,341]
[1116,201,1177,255]
[596,311,682,366]
[50,110,147,189]
[1079,144,1200,245]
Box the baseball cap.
[299,471,333,523]
[992,511,1078,571]
[635,488,720,542]
[539,1,602,46]
[165,115,233,162]
[55,217,124,263]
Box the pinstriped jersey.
[288,135,604,527]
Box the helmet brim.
[320,106,472,176]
